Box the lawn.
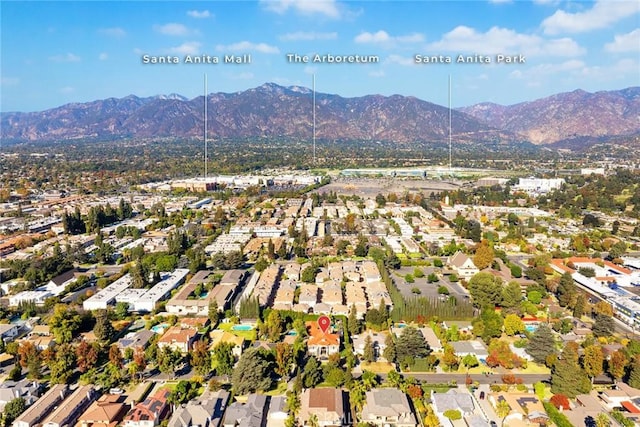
[514,362,551,374]
[265,381,288,396]
[360,361,395,374]
[218,323,257,341]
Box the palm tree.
[495,399,511,427]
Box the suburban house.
[360,388,418,427]
[168,390,230,427]
[448,252,479,280]
[222,393,269,427]
[78,394,129,427]
[352,331,388,360]
[431,390,475,423]
[0,380,40,412]
[157,326,199,354]
[0,324,20,343]
[266,396,288,427]
[117,330,156,354]
[40,385,97,427]
[306,322,340,360]
[489,393,549,426]
[123,389,171,427]
[299,388,346,427]
[450,341,488,360]
[209,330,245,358]
[13,384,68,427]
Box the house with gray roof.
[360,388,417,427]
[168,390,230,427]
[431,389,475,417]
[0,380,41,412]
[117,330,155,353]
[450,340,488,359]
[222,394,268,427]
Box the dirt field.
[315,177,462,198]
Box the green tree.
[383,333,396,363]
[301,266,317,283]
[255,257,269,272]
[526,324,556,364]
[395,327,430,367]
[303,356,322,388]
[157,346,181,377]
[495,399,511,426]
[551,345,591,398]
[93,309,116,343]
[628,355,640,389]
[275,342,294,378]
[501,281,522,311]
[557,272,576,307]
[363,335,375,363]
[114,302,129,320]
[573,294,586,318]
[50,344,76,384]
[213,342,235,376]
[443,410,462,421]
[208,300,220,326]
[232,348,272,394]
[593,314,615,337]
[3,397,26,427]
[168,380,199,405]
[348,304,360,335]
[48,304,82,344]
[266,310,283,341]
[468,272,503,309]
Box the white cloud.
[354,30,424,45]
[384,54,414,66]
[428,25,585,56]
[216,41,279,54]
[187,10,211,18]
[98,27,126,38]
[304,65,318,74]
[59,86,75,94]
[261,0,341,18]
[166,42,202,55]
[154,23,191,36]
[533,0,558,4]
[99,52,108,61]
[489,0,512,3]
[49,53,81,62]
[0,77,19,86]
[542,1,639,34]
[369,70,385,77]
[605,29,640,53]
[280,31,338,41]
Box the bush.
[510,265,522,278]
[443,409,462,421]
[411,287,421,295]
[449,273,459,282]
[414,268,425,278]
[427,273,439,283]
[437,286,450,295]
[433,259,444,268]
[405,274,415,283]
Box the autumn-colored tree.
[582,345,604,382]
[190,340,211,376]
[131,346,147,381]
[18,341,39,368]
[550,394,570,410]
[75,340,99,373]
[608,349,628,380]
[593,301,614,317]
[473,241,494,270]
[441,345,459,371]
[406,384,423,399]
[109,344,123,369]
[503,314,525,336]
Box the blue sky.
[1,0,639,112]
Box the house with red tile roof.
[123,389,171,427]
[157,326,199,354]
[306,321,340,360]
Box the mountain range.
[2,83,639,147]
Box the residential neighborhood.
[1,167,640,427]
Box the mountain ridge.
[2,84,638,146]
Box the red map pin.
[318,315,331,334]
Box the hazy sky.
[1,0,639,112]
